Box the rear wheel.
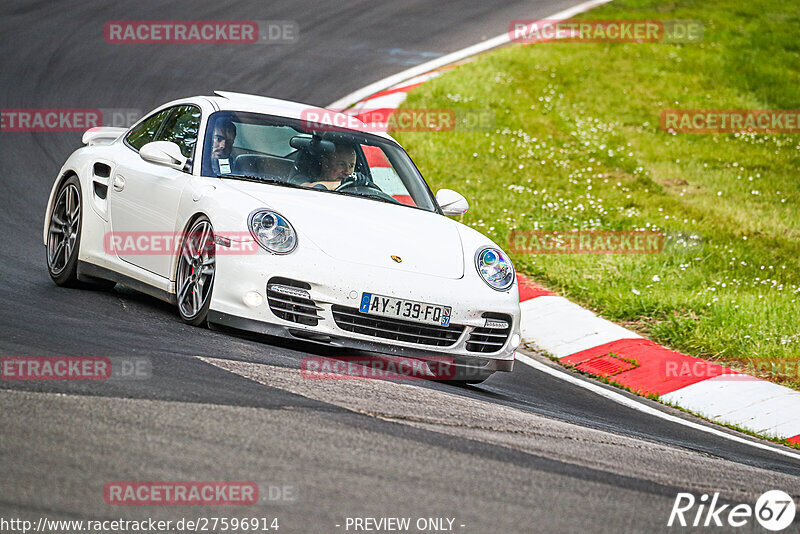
[176,217,216,326]
[47,176,82,287]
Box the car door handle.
[113,175,125,192]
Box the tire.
[46,176,83,287]
[176,216,216,326]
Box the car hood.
[224,181,465,279]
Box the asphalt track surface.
[0,1,799,533]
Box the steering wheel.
[335,179,400,204]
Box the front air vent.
[93,181,108,199]
[331,305,464,347]
[466,312,512,353]
[267,277,321,327]
[93,162,111,178]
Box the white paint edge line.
[327,0,613,110]
[349,92,410,112]
[344,72,446,115]
[515,352,800,460]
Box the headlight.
[248,209,297,254]
[475,247,514,291]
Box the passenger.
[210,118,237,175]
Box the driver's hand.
[342,171,373,187]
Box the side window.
[156,105,202,159]
[125,108,171,151]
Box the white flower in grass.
[652,275,660,282]
[632,288,641,295]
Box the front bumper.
[207,310,514,375]
[208,245,520,373]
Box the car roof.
[204,91,396,142]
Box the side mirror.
[139,141,187,170]
[436,189,469,215]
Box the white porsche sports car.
[44,92,520,382]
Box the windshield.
[201,111,439,212]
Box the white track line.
[515,353,800,461]
[328,0,613,110]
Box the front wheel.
[176,217,216,326]
[47,176,82,287]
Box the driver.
[210,118,237,175]
[302,143,356,190]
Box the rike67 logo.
[668,490,796,531]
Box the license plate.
[359,293,451,327]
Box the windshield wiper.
[216,174,304,189]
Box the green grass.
[394,0,800,387]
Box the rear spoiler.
[82,127,127,146]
